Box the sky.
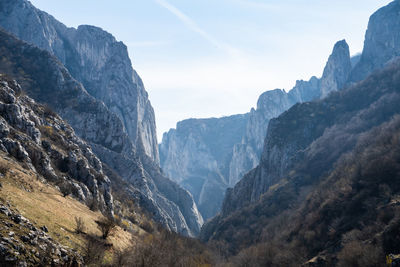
[30,0,393,141]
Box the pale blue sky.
[30,0,393,141]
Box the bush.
[59,182,72,197]
[140,220,154,233]
[95,216,116,239]
[83,235,106,266]
[337,240,384,267]
[87,197,99,212]
[0,162,10,176]
[75,216,86,234]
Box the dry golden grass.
[0,155,139,254]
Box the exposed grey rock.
[0,0,203,236]
[0,76,113,214]
[213,0,400,218]
[160,41,349,219]
[0,0,159,164]
[350,1,400,82]
[0,201,82,265]
[92,144,203,236]
[160,115,248,220]
[320,40,352,98]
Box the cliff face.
[0,75,113,215]
[0,0,159,163]
[218,0,400,218]
[160,115,248,220]
[350,0,400,83]
[0,26,202,236]
[160,40,350,220]
[202,1,400,249]
[320,40,352,98]
[201,60,400,259]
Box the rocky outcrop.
[0,75,113,214]
[350,0,400,82]
[320,40,352,98]
[160,115,248,220]
[0,28,202,236]
[0,0,159,164]
[201,58,400,254]
[0,202,82,266]
[160,40,350,220]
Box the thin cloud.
[154,0,240,56]
[231,0,282,10]
[126,40,172,47]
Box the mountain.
[212,0,400,220]
[160,114,248,219]
[160,39,351,220]
[0,0,159,163]
[200,1,400,263]
[0,3,203,235]
[201,57,400,264]
[0,74,113,215]
[350,0,400,83]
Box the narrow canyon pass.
[0,0,399,266]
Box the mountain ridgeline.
[0,0,203,236]
[160,38,353,219]
[198,1,400,265]
[0,0,399,266]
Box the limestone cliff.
[160,40,350,219]
[0,28,203,236]
[0,0,159,163]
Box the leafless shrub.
[95,216,116,239]
[337,240,384,267]
[75,216,86,234]
[83,235,106,266]
[87,197,99,212]
[59,182,72,197]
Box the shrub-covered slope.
[201,60,400,265]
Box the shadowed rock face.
[0,5,203,236]
[0,0,159,164]
[160,115,248,220]
[320,40,352,98]
[201,60,400,257]
[201,1,400,247]
[160,40,351,220]
[350,0,400,83]
[0,75,113,215]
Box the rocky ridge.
[0,0,159,163]
[160,40,352,219]
[0,75,113,214]
[0,202,82,266]
[201,58,400,259]
[160,115,248,219]
[0,27,202,236]
[216,0,400,219]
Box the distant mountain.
[350,0,400,83]
[201,58,400,263]
[211,0,400,220]
[200,1,400,263]
[0,0,203,236]
[160,40,352,220]
[160,114,248,219]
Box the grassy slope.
[0,153,141,257]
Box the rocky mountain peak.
[350,0,400,82]
[0,0,160,164]
[320,39,352,98]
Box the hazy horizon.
[30,0,393,141]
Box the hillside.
[200,58,400,265]
[0,27,203,236]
